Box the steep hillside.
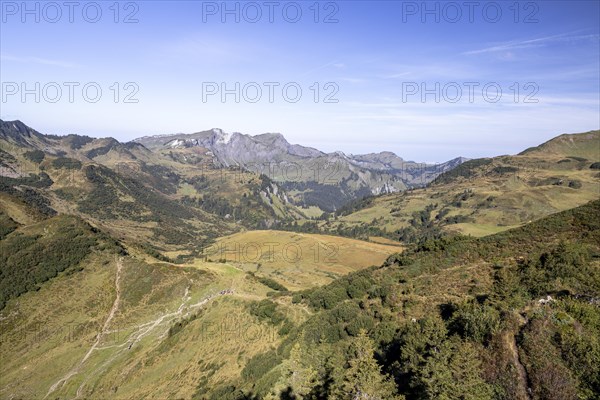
[520,130,600,160]
[0,213,125,309]
[198,199,600,398]
[0,215,395,399]
[0,120,310,254]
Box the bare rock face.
[133,128,467,212]
[0,120,47,147]
[134,128,467,205]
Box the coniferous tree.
[285,342,318,398]
[420,337,493,400]
[338,330,404,400]
[268,342,318,399]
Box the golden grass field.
[207,230,402,290]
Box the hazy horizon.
[5,117,599,163]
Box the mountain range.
[1,120,599,400]
[134,128,467,209]
[1,121,467,214]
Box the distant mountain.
[1,119,48,148]
[134,129,467,211]
[0,119,308,247]
[138,129,324,163]
[0,119,466,221]
[319,130,600,241]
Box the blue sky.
[1,0,599,162]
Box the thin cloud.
[1,54,81,68]
[463,33,599,55]
[379,62,476,80]
[299,60,343,77]
[381,71,412,79]
[339,77,366,84]
[159,34,264,64]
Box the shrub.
[248,299,287,326]
[449,300,501,344]
[256,275,288,292]
[240,349,281,381]
[0,217,99,309]
[66,134,94,150]
[568,180,582,189]
[52,157,82,170]
[0,212,19,239]
[23,150,45,163]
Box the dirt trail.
[82,258,123,363]
[45,255,235,399]
[73,287,233,398]
[44,257,123,399]
[502,314,531,400]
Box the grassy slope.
[2,222,390,399]
[0,249,293,399]
[0,225,393,399]
[325,131,600,238]
[0,212,125,309]
[519,130,600,159]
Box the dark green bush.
[240,349,281,381]
[52,157,82,170]
[23,150,45,163]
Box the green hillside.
[289,131,599,244]
[520,130,600,160]
[207,199,600,398]
[0,214,125,309]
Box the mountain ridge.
[132,127,469,205]
[132,127,465,165]
[1,119,468,213]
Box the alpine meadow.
[0,1,599,400]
